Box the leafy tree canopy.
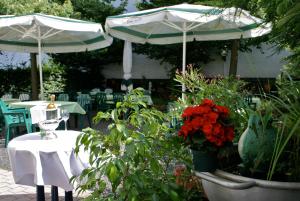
[249,0,300,76]
[0,0,75,17]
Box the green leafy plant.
[266,73,300,181]
[74,89,195,200]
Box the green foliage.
[134,41,229,70]
[174,67,249,136]
[0,67,31,96]
[72,0,127,24]
[42,60,66,98]
[238,0,300,76]
[0,0,75,17]
[74,89,194,200]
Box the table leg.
[36,185,45,201]
[74,114,78,128]
[51,186,59,201]
[65,191,73,201]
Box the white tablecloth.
[7,130,89,191]
[9,101,86,115]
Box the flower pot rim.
[196,169,300,190]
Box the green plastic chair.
[113,93,124,104]
[0,100,32,147]
[76,94,92,129]
[96,92,110,111]
[57,93,69,101]
[18,93,30,101]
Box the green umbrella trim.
[111,23,260,39]
[0,13,97,24]
[0,35,106,47]
[108,7,223,19]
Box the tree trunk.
[229,39,240,76]
[30,53,38,100]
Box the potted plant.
[178,98,235,172]
[193,74,300,201]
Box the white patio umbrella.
[105,3,271,93]
[0,13,113,98]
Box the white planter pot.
[196,170,300,201]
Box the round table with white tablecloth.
[7,130,89,192]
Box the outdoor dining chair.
[113,93,124,104]
[1,93,12,100]
[57,93,69,101]
[104,88,113,94]
[76,94,92,129]
[19,93,30,101]
[96,92,111,111]
[0,100,32,147]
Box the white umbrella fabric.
[105,3,271,92]
[0,13,113,98]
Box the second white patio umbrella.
[121,40,133,91]
[0,13,113,98]
[105,3,271,93]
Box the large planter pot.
[191,149,217,172]
[195,170,300,201]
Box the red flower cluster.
[178,99,234,147]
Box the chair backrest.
[96,92,107,103]
[104,88,113,94]
[1,93,12,100]
[77,94,91,110]
[19,93,30,101]
[0,100,32,133]
[0,100,9,113]
[113,93,124,103]
[91,88,100,93]
[57,93,69,101]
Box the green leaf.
[116,101,122,108]
[170,190,180,201]
[111,109,118,121]
[152,193,159,201]
[108,164,119,183]
[116,123,125,133]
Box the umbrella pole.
[182,22,187,99]
[37,27,44,100]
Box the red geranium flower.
[178,99,234,149]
